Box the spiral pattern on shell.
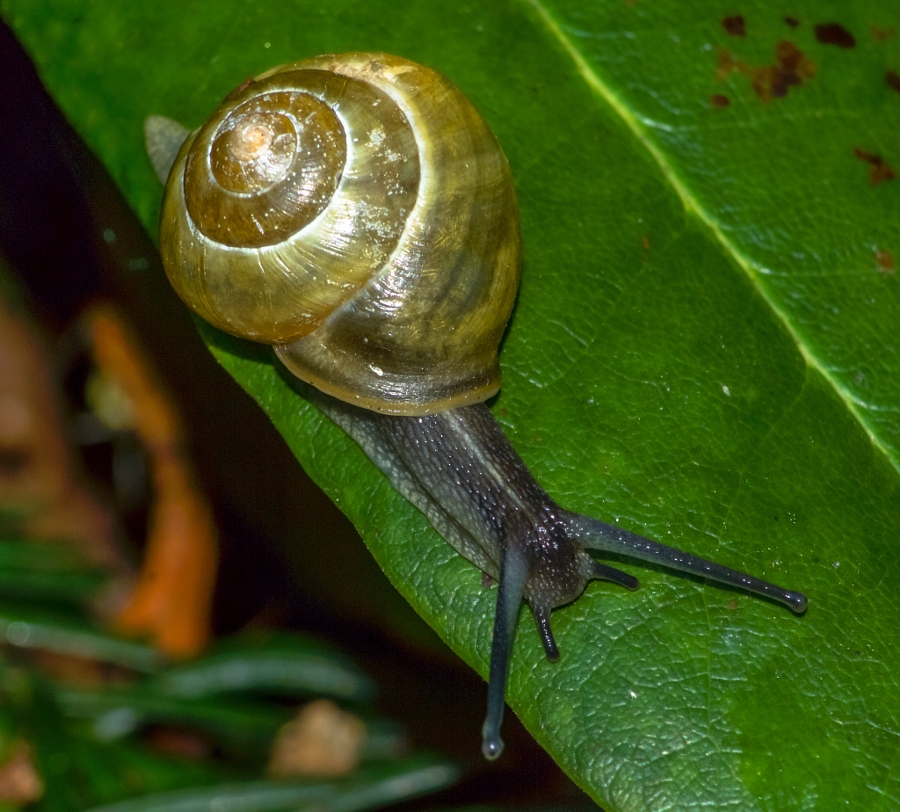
[161,53,521,415]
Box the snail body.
[149,53,806,760]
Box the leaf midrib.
[521,0,899,477]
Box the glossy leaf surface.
[4,0,899,807]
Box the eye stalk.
[148,51,807,761]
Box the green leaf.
[55,685,288,747]
[0,539,109,604]
[4,670,232,809]
[153,632,375,704]
[72,739,231,806]
[4,0,899,808]
[81,756,458,812]
[0,602,161,673]
[19,675,95,812]
[56,683,404,763]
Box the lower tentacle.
[481,544,529,760]
[591,561,640,591]
[532,605,560,662]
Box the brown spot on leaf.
[784,16,800,28]
[886,70,900,94]
[722,15,746,36]
[871,25,897,42]
[716,49,738,81]
[755,63,797,100]
[710,93,731,107]
[876,250,895,273]
[854,148,896,185]
[641,235,651,250]
[776,41,809,74]
[772,40,816,94]
[814,22,856,48]
[728,599,739,610]
[718,41,816,103]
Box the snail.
[146,52,807,760]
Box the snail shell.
[161,52,521,416]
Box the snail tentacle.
[591,561,640,591]
[482,541,529,761]
[574,516,808,614]
[533,605,560,662]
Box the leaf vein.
[520,0,900,476]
